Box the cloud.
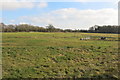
[1,2,34,10]
[0,0,35,2]
[0,0,118,10]
[30,0,118,2]
[37,2,48,8]
[0,0,48,10]
[18,8,117,29]
[19,22,30,24]
[0,18,2,22]
[73,0,118,2]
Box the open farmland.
[2,32,119,79]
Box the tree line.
[89,25,119,34]
[0,23,119,34]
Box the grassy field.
[2,32,119,79]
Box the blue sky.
[0,1,118,29]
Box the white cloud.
[10,20,15,22]
[0,0,35,2]
[0,18,2,22]
[0,0,118,10]
[0,0,48,10]
[18,8,117,29]
[37,2,48,8]
[19,22,29,24]
[74,0,118,2]
[29,0,119,2]
[2,2,34,10]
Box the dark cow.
[101,37,107,40]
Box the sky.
[0,0,119,30]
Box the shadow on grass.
[1,73,119,80]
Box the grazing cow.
[80,38,84,40]
[80,37,90,40]
[101,37,107,40]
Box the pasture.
[2,32,119,79]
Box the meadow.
[2,32,119,79]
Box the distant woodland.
[0,23,119,34]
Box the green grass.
[2,32,119,78]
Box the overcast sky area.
[0,0,119,30]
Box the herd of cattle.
[80,37,107,40]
